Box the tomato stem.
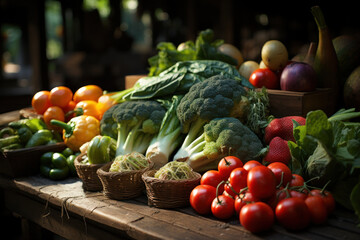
[223,156,230,166]
[216,180,226,202]
[226,181,240,196]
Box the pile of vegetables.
[31,84,116,130]
[9,3,360,233]
[39,147,79,180]
[0,118,62,151]
[190,155,336,233]
[147,29,241,76]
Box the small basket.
[74,153,104,191]
[142,169,201,209]
[97,161,154,200]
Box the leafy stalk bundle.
[288,108,360,221]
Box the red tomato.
[218,156,243,180]
[200,170,224,194]
[249,68,280,89]
[267,162,292,187]
[234,191,260,215]
[305,196,328,225]
[267,187,289,210]
[240,202,274,233]
[224,182,238,199]
[275,197,311,230]
[190,185,216,215]
[247,165,277,200]
[211,195,235,219]
[309,189,335,214]
[289,174,305,187]
[289,189,308,200]
[243,160,262,171]
[229,167,248,194]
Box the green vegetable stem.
[0,135,20,150]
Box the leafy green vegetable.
[112,60,252,102]
[350,180,360,226]
[148,29,237,76]
[288,109,360,218]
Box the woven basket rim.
[97,161,154,177]
[142,169,201,183]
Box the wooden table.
[1,110,360,240]
[0,174,359,240]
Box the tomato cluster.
[190,156,335,233]
[31,85,116,131]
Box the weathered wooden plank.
[3,190,131,240]
[1,175,359,240]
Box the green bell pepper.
[62,147,74,158]
[9,118,46,133]
[17,126,33,144]
[66,154,78,176]
[25,129,53,148]
[39,151,70,180]
[52,152,68,169]
[87,135,116,164]
[49,167,69,180]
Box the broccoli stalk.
[173,118,207,161]
[146,95,185,169]
[117,120,154,156]
[182,117,264,172]
[100,100,166,157]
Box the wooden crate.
[125,75,147,89]
[266,88,336,117]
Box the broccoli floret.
[146,95,185,169]
[100,104,119,139]
[102,100,166,157]
[183,117,263,172]
[174,75,249,161]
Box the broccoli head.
[101,100,166,156]
[183,117,263,172]
[100,104,119,139]
[174,75,249,161]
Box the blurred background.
[0,0,359,113]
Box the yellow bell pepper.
[50,115,100,152]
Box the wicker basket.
[74,153,104,191]
[97,161,154,200]
[142,169,201,209]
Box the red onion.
[280,62,317,91]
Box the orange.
[49,86,73,108]
[73,85,103,103]
[31,90,52,114]
[75,100,101,120]
[43,106,65,132]
[97,93,116,119]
